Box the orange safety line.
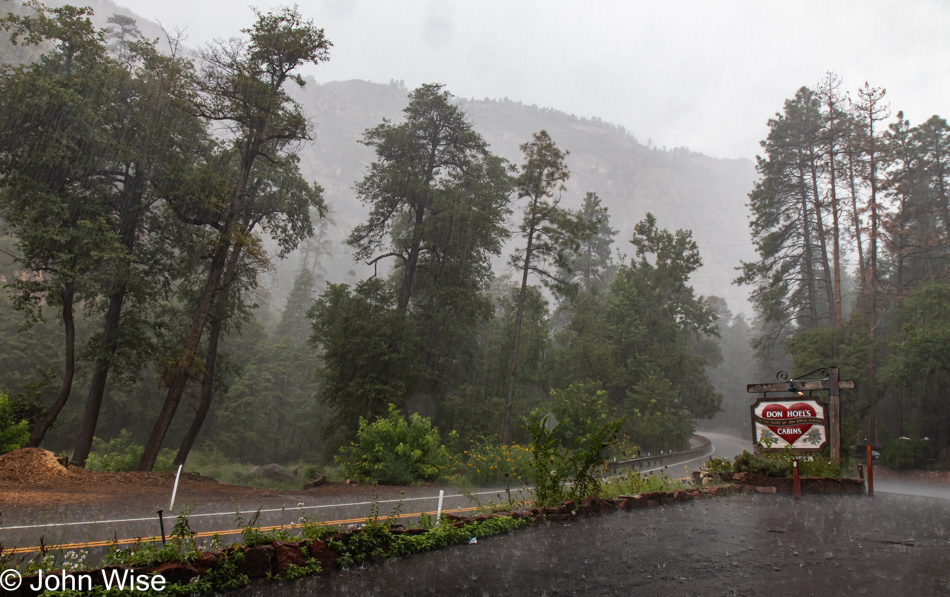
[7,506,482,555]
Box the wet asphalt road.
[4,430,948,586]
[243,492,950,597]
[0,488,514,563]
[0,435,734,560]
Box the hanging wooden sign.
[750,398,828,451]
[746,366,855,464]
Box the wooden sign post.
[747,366,856,465]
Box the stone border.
[720,472,866,495]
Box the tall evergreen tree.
[501,131,590,443]
[736,87,832,352]
[347,83,511,315]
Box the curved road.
[2,431,946,564]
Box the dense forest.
[0,1,946,478]
[0,3,726,474]
[735,73,950,463]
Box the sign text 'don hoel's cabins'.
[750,398,828,451]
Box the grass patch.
[183,448,335,490]
[600,470,689,497]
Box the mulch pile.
[0,448,213,488]
[0,448,440,510]
[0,448,240,508]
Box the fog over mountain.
[286,79,756,312]
[24,0,950,315]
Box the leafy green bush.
[448,438,533,486]
[524,413,621,507]
[733,449,843,478]
[0,392,29,454]
[328,514,530,569]
[798,456,842,478]
[86,429,175,472]
[702,456,733,473]
[530,382,615,448]
[881,438,929,470]
[733,450,791,477]
[336,404,452,485]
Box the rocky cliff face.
[288,79,757,312]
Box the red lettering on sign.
[761,402,818,445]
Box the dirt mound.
[0,448,78,484]
[0,448,178,489]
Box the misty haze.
[0,1,948,596]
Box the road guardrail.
[605,434,713,474]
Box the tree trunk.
[27,283,75,448]
[502,221,536,444]
[396,206,426,313]
[828,154,843,330]
[138,239,232,470]
[172,236,245,468]
[72,285,127,465]
[831,197,843,329]
[796,166,818,327]
[172,310,223,468]
[808,150,836,326]
[846,151,866,294]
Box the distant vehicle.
[856,444,880,460]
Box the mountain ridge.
[1,0,758,313]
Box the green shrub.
[798,456,842,478]
[530,382,615,448]
[336,404,452,485]
[87,429,175,472]
[600,470,688,497]
[733,450,791,477]
[0,392,29,454]
[881,438,929,470]
[733,449,843,478]
[524,413,621,507]
[448,438,533,486]
[702,456,733,473]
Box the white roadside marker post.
[169,464,183,512]
[436,489,444,525]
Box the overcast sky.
[115,0,950,161]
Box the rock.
[577,497,617,516]
[191,551,221,573]
[306,540,338,571]
[237,544,275,578]
[252,463,294,482]
[303,474,327,489]
[272,541,307,574]
[151,561,201,585]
